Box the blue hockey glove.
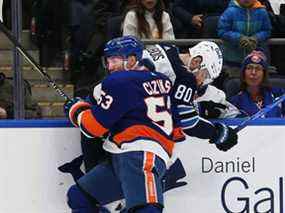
[209,123,238,151]
[64,97,91,126]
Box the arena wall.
[0,119,284,213]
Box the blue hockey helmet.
[104,36,144,61]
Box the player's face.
[106,56,124,73]
[189,56,202,71]
[193,68,207,86]
[244,64,264,87]
[141,0,157,11]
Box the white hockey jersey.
[194,85,240,118]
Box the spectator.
[68,0,136,96]
[218,0,272,78]
[65,0,116,97]
[31,0,67,67]
[2,0,33,29]
[259,0,285,75]
[172,0,229,38]
[0,107,7,119]
[123,0,175,39]
[259,0,285,37]
[267,0,285,15]
[0,73,42,119]
[229,50,285,117]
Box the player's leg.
[67,161,124,212]
[163,158,187,192]
[67,184,97,213]
[80,134,108,172]
[58,136,108,182]
[112,151,166,212]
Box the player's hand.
[64,97,82,116]
[64,97,91,126]
[209,123,238,151]
[198,101,227,118]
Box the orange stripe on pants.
[143,152,158,203]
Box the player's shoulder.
[205,85,226,99]
[158,43,179,56]
[100,71,140,98]
[207,85,226,95]
[102,70,169,88]
[144,44,179,57]
[177,68,196,82]
[102,71,131,85]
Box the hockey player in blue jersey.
[63,36,239,212]
[64,36,176,213]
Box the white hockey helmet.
[188,41,223,85]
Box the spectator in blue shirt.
[218,0,272,77]
[229,50,285,117]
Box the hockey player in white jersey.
[185,41,240,118]
[143,41,240,119]
[142,41,239,147]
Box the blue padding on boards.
[214,118,285,126]
[0,119,73,128]
[0,118,284,128]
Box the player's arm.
[195,85,240,118]
[177,104,238,152]
[64,77,131,138]
[176,104,215,139]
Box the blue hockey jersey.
[77,70,175,164]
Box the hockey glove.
[198,101,227,118]
[64,97,91,126]
[209,123,238,152]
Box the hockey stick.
[234,93,285,133]
[0,21,71,101]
